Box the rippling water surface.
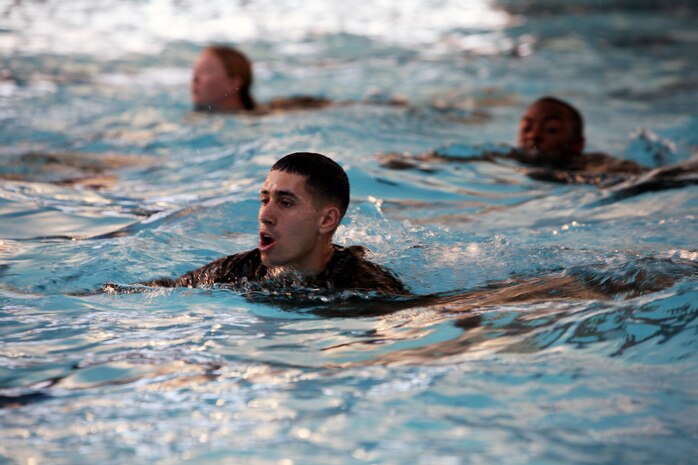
[1,1,697,464]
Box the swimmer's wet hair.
[536,96,584,142]
[272,152,350,218]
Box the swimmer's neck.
[216,94,245,112]
[266,242,336,278]
[195,94,246,113]
[514,148,583,167]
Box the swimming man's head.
[518,97,585,162]
[258,152,350,274]
[191,46,256,112]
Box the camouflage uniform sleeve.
[139,256,229,288]
[583,153,649,174]
[172,256,231,287]
[141,250,261,288]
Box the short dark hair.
[272,152,350,218]
[535,96,584,142]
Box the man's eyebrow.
[543,115,563,122]
[276,190,299,199]
[522,115,563,124]
[260,189,299,200]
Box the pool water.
[1,1,697,464]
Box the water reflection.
[1,0,510,56]
[3,255,695,409]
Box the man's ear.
[318,205,341,235]
[572,136,585,156]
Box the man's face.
[517,101,582,160]
[258,170,329,271]
[191,50,235,108]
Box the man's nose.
[259,204,274,225]
[524,130,542,147]
[529,124,543,141]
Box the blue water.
[1,1,697,464]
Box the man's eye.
[260,198,269,205]
[280,199,292,207]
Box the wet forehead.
[195,50,224,72]
[261,170,311,198]
[522,101,572,124]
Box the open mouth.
[259,232,276,250]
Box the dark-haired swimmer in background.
[191,46,331,114]
[139,152,407,295]
[511,96,655,184]
[379,96,651,185]
[514,97,646,173]
[515,97,698,193]
[379,95,698,193]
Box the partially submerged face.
[258,170,339,274]
[517,100,584,162]
[191,49,240,110]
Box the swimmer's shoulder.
[326,245,408,295]
[256,96,332,114]
[578,152,648,174]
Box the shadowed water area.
[1,1,697,464]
